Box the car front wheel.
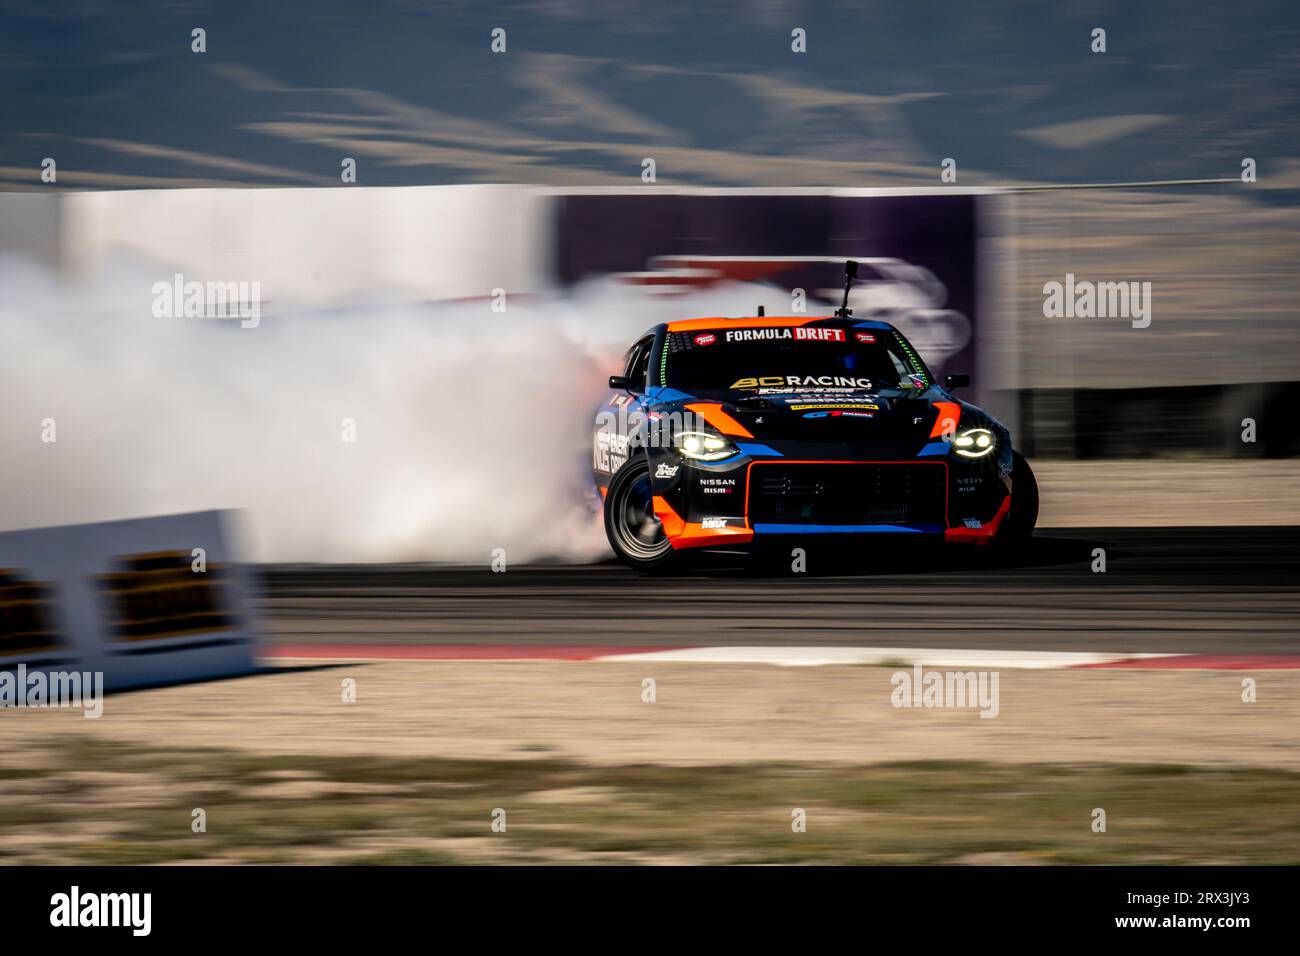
[603,458,680,571]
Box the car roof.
[660,315,898,333]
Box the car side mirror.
[944,373,971,391]
[609,374,634,390]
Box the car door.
[591,335,654,491]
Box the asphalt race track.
[258,527,1300,656]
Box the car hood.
[664,388,955,451]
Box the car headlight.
[674,430,738,461]
[953,427,995,458]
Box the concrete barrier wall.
[0,510,259,691]
[1,186,553,309]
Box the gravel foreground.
[4,663,1298,864]
[7,662,1296,768]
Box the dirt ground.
[5,661,1296,769]
[1033,459,1300,527]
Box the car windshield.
[661,324,930,393]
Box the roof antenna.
[757,305,765,316]
[835,260,858,317]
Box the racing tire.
[995,450,1039,550]
[604,458,680,572]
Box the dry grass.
[2,737,1298,865]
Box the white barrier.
[0,193,62,268]
[0,186,553,309]
[0,510,259,690]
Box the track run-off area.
[259,526,1300,663]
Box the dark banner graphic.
[553,193,982,382]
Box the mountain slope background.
[2,0,1296,190]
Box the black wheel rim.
[612,472,670,560]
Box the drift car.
[591,274,1037,571]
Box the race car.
[590,264,1038,571]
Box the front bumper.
[650,449,1011,550]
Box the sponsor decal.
[785,375,872,388]
[693,333,717,346]
[0,568,65,660]
[777,393,879,404]
[700,477,737,494]
[723,327,846,343]
[795,327,845,342]
[593,431,630,473]
[962,518,983,529]
[700,517,727,530]
[611,393,633,408]
[731,375,874,389]
[726,329,786,342]
[760,389,845,398]
[854,332,876,344]
[802,410,875,419]
[655,463,680,478]
[93,551,233,643]
[790,403,878,412]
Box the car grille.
[747,462,947,526]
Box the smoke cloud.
[0,257,778,563]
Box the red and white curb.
[262,644,1300,670]
[261,644,681,663]
[589,646,1171,669]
